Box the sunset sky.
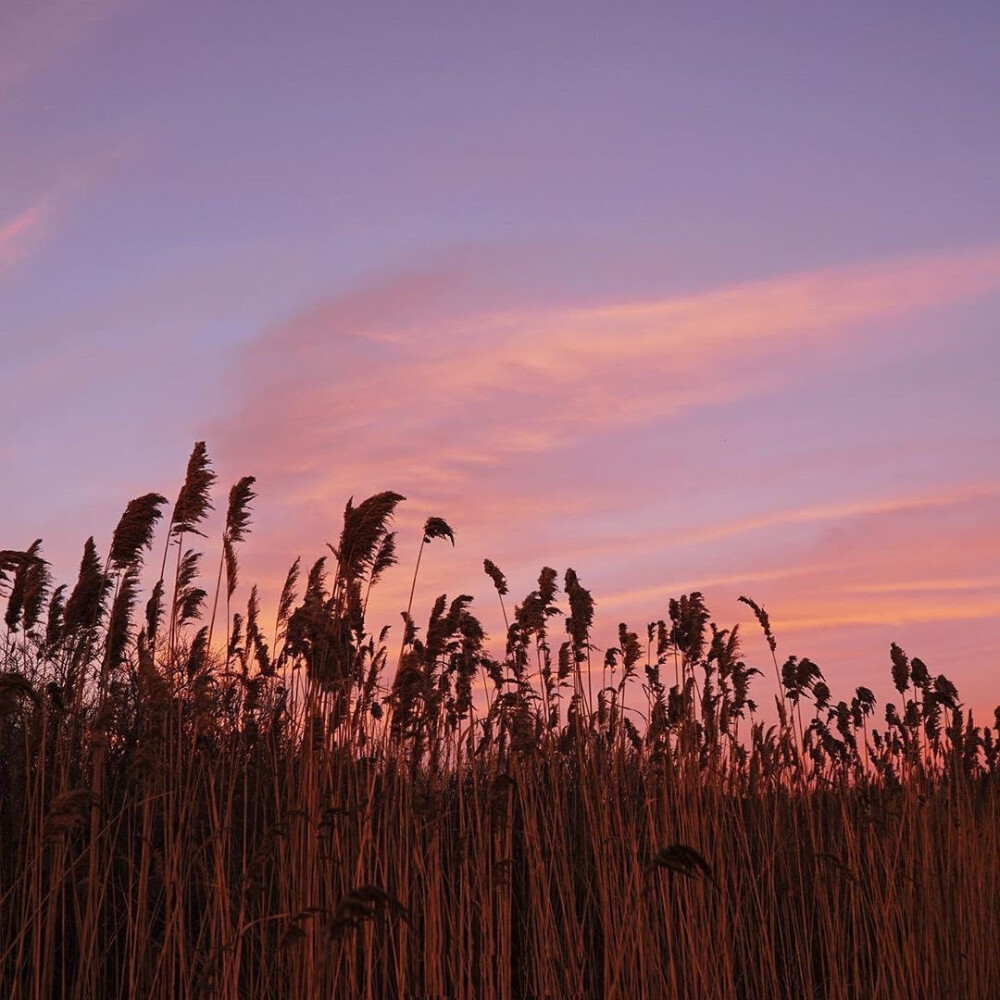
[3,2,999,715]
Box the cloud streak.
[0,0,124,100]
[215,244,1000,711]
[223,244,1000,497]
[0,198,51,272]
[1,142,133,282]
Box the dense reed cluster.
[1,444,998,999]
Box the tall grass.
[1,444,998,999]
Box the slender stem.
[206,536,226,654]
[405,539,425,621]
[396,538,426,670]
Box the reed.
[1,444,997,999]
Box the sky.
[2,1,999,718]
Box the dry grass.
[1,443,998,999]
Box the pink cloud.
[220,244,1000,506]
[571,482,999,722]
[1,143,132,280]
[213,245,1000,715]
[596,484,999,622]
[574,482,1000,563]
[0,198,51,271]
[0,0,124,100]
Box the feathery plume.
[402,513,456,631]
[738,595,776,653]
[104,566,140,675]
[145,579,165,645]
[0,550,23,596]
[3,541,46,633]
[668,592,710,665]
[109,493,167,571]
[564,568,595,663]
[173,549,206,628]
[889,642,910,694]
[186,625,210,679]
[369,532,397,587]
[45,584,67,650]
[223,536,239,598]
[332,492,405,587]
[483,558,508,597]
[62,538,109,637]
[169,441,216,537]
[275,557,301,636]
[223,475,257,545]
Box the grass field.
[2,443,998,999]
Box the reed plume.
[109,493,167,571]
[168,441,217,538]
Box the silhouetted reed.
[1,444,997,999]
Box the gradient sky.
[3,1,999,717]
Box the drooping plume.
[422,516,455,546]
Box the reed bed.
[1,443,998,999]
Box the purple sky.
[3,1,999,716]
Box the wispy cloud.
[0,197,52,271]
[215,244,1000,710]
[587,480,1000,719]
[0,0,124,100]
[221,244,1000,503]
[759,493,1000,629]
[600,482,1000,613]
[573,481,1000,562]
[846,577,1000,594]
[1,144,132,281]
